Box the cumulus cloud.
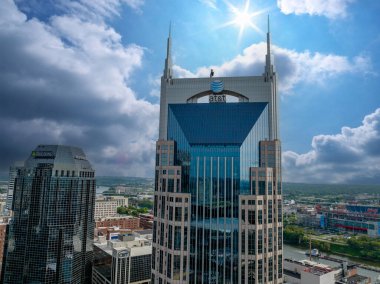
[199,0,217,9]
[14,0,145,24]
[277,0,355,19]
[174,42,371,94]
[148,75,161,98]
[173,65,197,78]
[283,109,380,184]
[0,0,157,177]
[123,0,145,11]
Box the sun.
[220,0,266,41]
[235,8,252,29]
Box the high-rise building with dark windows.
[2,145,96,284]
[152,20,283,284]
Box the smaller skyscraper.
[2,145,96,284]
[5,161,24,213]
[93,232,152,284]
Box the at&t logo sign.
[210,80,226,103]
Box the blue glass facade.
[167,103,269,283]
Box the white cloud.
[199,0,217,9]
[0,0,26,25]
[123,0,145,11]
[283,108,380,184]
[277,0,355,19]
[173,65,197,78]
[61,0,145,20]
[0,0,157,177]
[174,42,371,94]
[148,75,161,98]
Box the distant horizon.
[1,173,379,187]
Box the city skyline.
[0,0,380,184]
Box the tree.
[284,226,305,245]
[117,206,150,217]
[137,199,153,209]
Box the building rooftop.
[348,275,370,284]
[94,242,113,256]
[304,266,334,276]
[285,258,337,276]
[113,244,152,257]
[134,229,153,235]
[25,145,93,171]
[96,215,138,220]
[94,235,152,257]
[336,274,370,284]
[139,213,154,217]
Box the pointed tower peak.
[264,15,275,80]
[266,14,271,57]
[164,21,173,80]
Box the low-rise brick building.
[139,213,153,229]
[95,216,140,230]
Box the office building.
[5,162,23,213]
[95,196,129,219]
[152,20,283,283]
[93,233,152,284]
[2,145,96,283]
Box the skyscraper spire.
[164,22,172,80]
[265,15,272,74]
[169,21,171,39]
[267,14,270,54]
[263,15,278,140]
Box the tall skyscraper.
[152,20,283,284]
[5,162,23,213]
[2,145,96,284]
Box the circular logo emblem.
[118,250,129,258]
[211,80,224,93]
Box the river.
[96,186,110,194]
[284,244,380,282]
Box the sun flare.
[235,9,252,29]
[220,0,266,41]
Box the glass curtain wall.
[167,103,269,283]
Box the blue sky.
[1,0,380,183]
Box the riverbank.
[284,225,380,264]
